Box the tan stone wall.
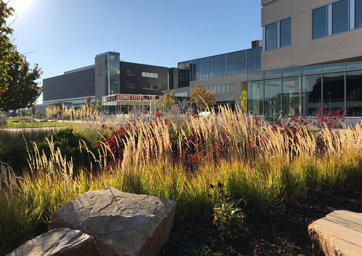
[261,0,362,70]
[261,0,278,6]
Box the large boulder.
[6,228,99,256]
[308,210,362,256]
[48,187,176,256]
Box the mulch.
[160,188,362,256]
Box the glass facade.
[282,77,301,115]
[332,0,349,34]
[107,53,121,95]
[346,70,362,116]
[178,47,261,88]
[43,96,96,107]
[323,72,345,112]
[313,6,327,39]
[357,0,362,28]
[265,79,282,118]
[280,18,292,47]
[208,83,235,95]
[247,60,362,117]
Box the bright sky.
[6,0,262,103]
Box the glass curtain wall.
[322,73,345,112]
[302,75,322,115]
[227,51,247,76]
[346,70,362,116]
[265,79,281,118]
[282,77,301,115]
[265,23,277,51]
[108,53,120,95]
[248,81,263,115]
[209,55,226,79]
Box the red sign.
[115,95,144,101]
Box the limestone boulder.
[308,210,362,256]
[48,187,176,256]
[6,227,99,256]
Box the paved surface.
[0,127,63,132]
[308,210,362,256]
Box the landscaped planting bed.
[1,105,362,255]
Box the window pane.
[313,6,327,39]
[283,77,301,115]
[225,83,231,93]
[265,23,277,51]
[302,75,322,115]
[333,0,349,34]
[280,18,291,47]
[347,70,362,116]
[356,0,362,28]
[323,63,345,73]
[323,72,345,112]
[283,67,300,77]
[265,79,281,117]
[230,83,235,93]
[248,81,264,115]
[346,60,362,70]
[302,65,322,75]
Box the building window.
[127,70,135,76]
[142,72,158,78]
[127,83,135,89]
[280,18,291,47]
[264,17,291,51]
[313,6,327,39]
[143,85,158,90]
[333,0,349,34]
[356,0,362,28]
[265,22,277,51]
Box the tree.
[190,84,219,110]
[96,98,102,113]
[0,1,42,111]
[241,90,247,111]
[160,90,174,109]
[0,57,42,111]
[0,0,22,97]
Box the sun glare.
[7,0,32,14]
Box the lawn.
[4,119,84,128]
[1,106,361,255]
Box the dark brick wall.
[120,61,168,95]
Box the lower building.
[34,52,174,115]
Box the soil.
[160,188,362,256]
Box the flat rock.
[308,210,362,256]
[48,187,176,256]
[6,227,99,256]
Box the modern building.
[34,52,173,115]
[170,0,362,117]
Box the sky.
[6,0,262,103]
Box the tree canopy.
[0,0,42,111]
[190,84,219,110]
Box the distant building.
[34,52,176,114]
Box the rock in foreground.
[48,187,176,256]
[308,210,362,256]
[6,228,99,256]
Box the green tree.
[96,98,102,113]
[241,90,247,111]
[0,57,42,111]
[190,84,219,110]
[0,0,22,97]
[161,90,174,109]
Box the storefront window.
[346,70,362,116]
[248,81,263,115]
[282,77,301,115]
[323,72,345,112]
[264,79,281,117]
[302,75,322,115]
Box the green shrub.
[36,128,98,172]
